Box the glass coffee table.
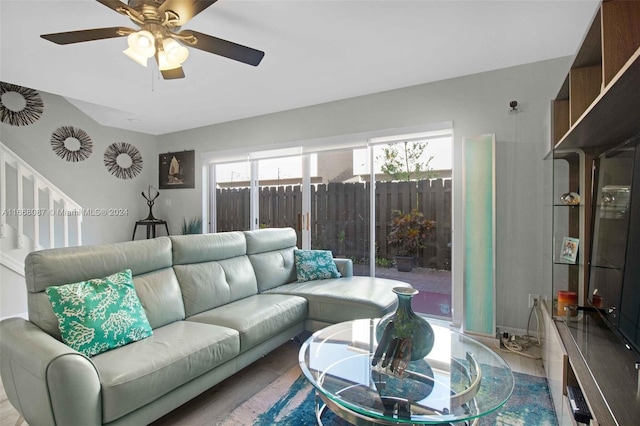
[299,319,514,425]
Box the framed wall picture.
[159,150,195,189]
[561,237,579,264]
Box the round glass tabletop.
[299,319,514,425]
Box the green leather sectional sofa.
[0,227,410,425]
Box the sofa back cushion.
[170,233,259,317]
[245,228,297,292]
[25,237,184,338]
[170,232,246,265]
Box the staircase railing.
[0,141,82,274]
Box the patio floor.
[352,265,452,319]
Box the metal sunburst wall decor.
[0,82,44,126]
[51,126,93,162]
[104,142,143,180]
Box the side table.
[132,219,169,240]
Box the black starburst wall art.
[51,126,93,162]
[0,82,44,126]
[104,142,143,180]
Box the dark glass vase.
[376,287,435,361]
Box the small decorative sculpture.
[142,185,159,220]
[560,192,580,205]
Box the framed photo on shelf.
[159,150,195,189]
[561,237,579,264]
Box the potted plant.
[387,209,435,272]
[180,217,203,234]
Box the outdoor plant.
[375,257,393,268]
[378,140,435,182]
[387,209,435,257]
[336,229,346,254]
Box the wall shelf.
[556,48,640,151]
[552,1,640,153]
[547,2,640,424]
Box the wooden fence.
[216,178,451,270]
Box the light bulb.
[127,30,155,59]
[158,39,189,71]
[162,38,189,66]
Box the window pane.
[215,161,250,231]
[374,138,452,318]
[314,150,371,275]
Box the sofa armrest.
[334,258,353,277]
[0,318,102,426]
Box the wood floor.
[0,329,545,426]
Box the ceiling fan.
[40,0,264,79]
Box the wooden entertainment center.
[545,1,640,425]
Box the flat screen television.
[588,134,640,354]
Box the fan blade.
[41,27,133,45]
[95,0,140,19]
[178,30,264,66]
[161,67,186,80]
[158,0,217,27]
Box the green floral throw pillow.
[294,249,342,282]
[46,269,153,357]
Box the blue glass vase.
[376,287,435,361]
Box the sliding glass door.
[205,124,453,318]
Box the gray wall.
[1,56,569,330]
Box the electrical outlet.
[528,293,539,308]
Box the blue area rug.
[252,370,558,425]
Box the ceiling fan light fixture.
[162,38,189,66]
[123,47,148,67]
[157,50,180,71]
[127,30,155,58]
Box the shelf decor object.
[561,237,580,264]
[104,142,143,180]
[50,125,93,162]
[560,192,580,205]
[557,290,578,317]
[376,287,434,362]
[0,81,44,126]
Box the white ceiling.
[1,0,600,135]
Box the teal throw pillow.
[294,249,342,282]
[46,269,153,357]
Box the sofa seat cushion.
[265,276,411,323]
[186,294,307,352]
[91,320,239,423]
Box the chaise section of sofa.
[0,227,412,425]
[244,227,410,330]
